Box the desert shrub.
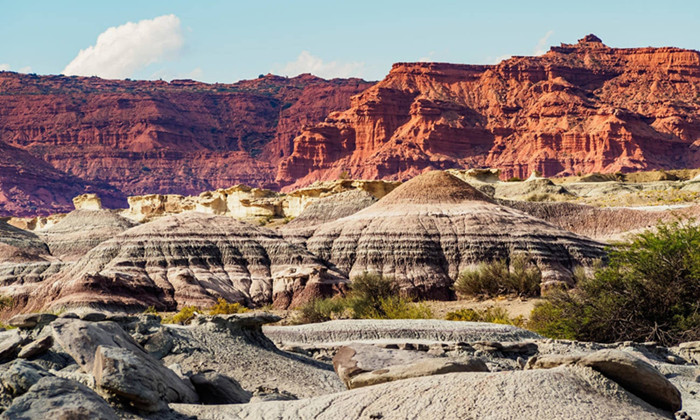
[162,306,201,325]
[294,273,433,323]
[294,298,348,324]
[347,272,399,318]
[529,220,700,345]
[208,298,248,315]
[446,307,525,327]
[143,306,159,315]
[368,296,433,319]
[454,255,541,298]
[506,177,523,182]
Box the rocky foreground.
[0,311,696,419]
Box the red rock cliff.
[277,35,700,188]
[0,73,371,216]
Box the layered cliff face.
[302,171,606,297]
[0,72,371,216]
[11,213,346,312]
[277,35,700,188]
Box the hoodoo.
[303,171,606,297]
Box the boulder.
[8,313,57,329]
[92,345,199,412]
[579,350,682,412]
[79,312,107,322]
[3,376,119,420]
[0,330,28,362]
[333,343,488,389]
[527,349,682,412]
[51,319,198,411]
[190,370,252,404]
[50,319,144,372]
[678,341,700,365]
[0,360,51,409]
[17,334,53,359]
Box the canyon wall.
[0,72,371,215]
[277,35,700,188]
[3,34,700,215]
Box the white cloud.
[418,51,436,62]
[485,54,512,65]
[534,30,554,55]
[18,66,32,73]
[277,51,364,79]
[62,14,184,79]
[0,64,9,71]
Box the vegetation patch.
[294,272,432,324]
[446,307,525,328]
[529,220,700,346]
[454,254,541,298]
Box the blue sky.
[0,0,698,83]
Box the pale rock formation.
[15,213,346,312]
[5,214,66,232]
[172,367,671,419]
[283,179,400,217]
[39,210,137,261]
[72,193,103,211]
[122,194,197,223]
[301,171,605,297]
[526,349,682,412]
[332,343,488,389]
[120,180,399,223]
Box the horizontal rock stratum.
[2,34,700,215]
[297,171,606,297]
[278,35,700,188]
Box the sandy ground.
[422,297,541,319]
[267,297,541,325]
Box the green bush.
[162,306,201,325]
[446,307,525,327]
[454,254,541,298]
[369,296,433,319]
[294,273,433,323]
[208,298,248,315]
[529,220,700,345]
[295,298,347,324]
[347,272,398,318]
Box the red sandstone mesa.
[2,34,700,215]
[277,34,700,189]
[0,73,371,215]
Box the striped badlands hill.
[6,213,346,312]
[303,171,606,298]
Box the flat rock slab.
[264,319,541,347]
[3,376,119,420]
[172,366,670,420]
[332,343,488,389]
[8,313,57,329]
[17,335,53,359]
[527,349,682,412]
